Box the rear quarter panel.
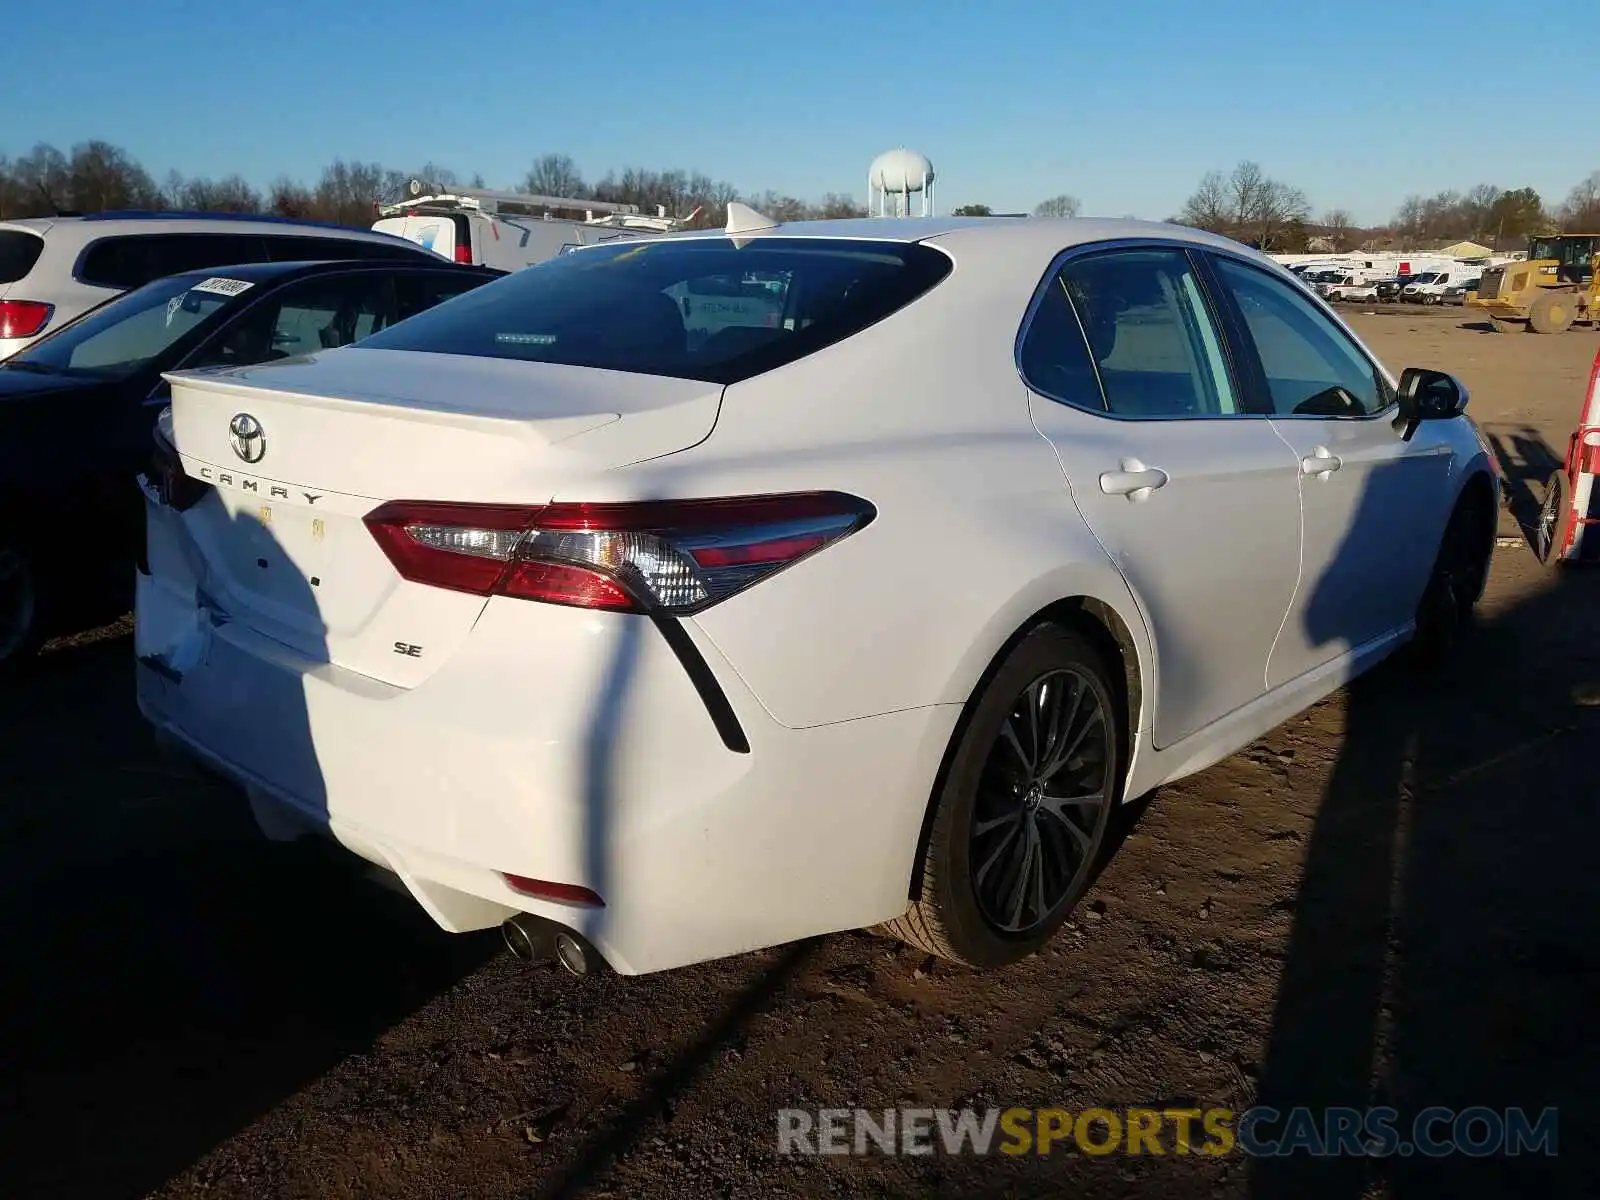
[571,240,1154,731]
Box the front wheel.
[1529,292,1576,334]
[885,624,1120,968]
[1535,470,1574,566]
[1413,488,1493,665]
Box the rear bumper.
[135,566,959,975]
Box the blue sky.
[5,0,1592,225]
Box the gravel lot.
[2,307,1597,1200]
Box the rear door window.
[77,233,268,289]
[0,230,45,284]
[191,273,395,367]
[353,237,953,384]
[391,269,494,323]
[1030,247,1241,418]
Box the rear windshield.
[9,273,248,378]
[354,236,953,384]
[0,230,45,284]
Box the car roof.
[658,215,1276,261]
[0,211,425,250]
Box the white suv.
[0,212,440,359]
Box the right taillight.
[363,492,876,615]
[0,300,53,340]
[453,243,472,264]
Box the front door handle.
[1300,446,1343,476]
[1099,459,1170,501]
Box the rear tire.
[0,540,43,676]
[1528,292,1575,334]
[1535,470,1575,566]
[885,624,1121,969]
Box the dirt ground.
[2,307,1597,1200]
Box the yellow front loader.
[1469,234,1599,333]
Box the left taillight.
[148,413,213,512]
[0,300,53,340]
[363,492,877,615]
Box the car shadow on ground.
[858,441,1598,1199]
[1244,439,1600,1197]
[1482,424,1565,544]
[0,527,500,1198]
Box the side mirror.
[1396,367,1467,439]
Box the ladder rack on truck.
[377,182,698,232]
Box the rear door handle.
[1099,459,1170,500]
[1300,446,1343,476]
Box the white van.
[373,184,696,273]
[1404,266,1476,304]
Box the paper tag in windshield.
[189,277,254,298]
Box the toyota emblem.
[229,413,266,464]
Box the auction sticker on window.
[189,277,255,298]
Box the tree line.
[954,165,1600,253]
[5,139,1599,252]
[1163,161,1600,253]
[0,142,871,228]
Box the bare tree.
[1227,161,1267,233]
[1321,208,1354,250]
[1462,183,1502,240]
[12,143,71,213]
[1033,193,1081,218]
[522,153,588,199]
[1178,162,1308,249]
[1256,180,1311,250]
[312,159,400,226]
[408,162,459,193]
[0,155,23,219]
[268,177,314,219]
[162,169,188,209]
[1177,171,1230,232]
[1560,170,1600,231]
[815,192,867,219]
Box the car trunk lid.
[157,348,722,686]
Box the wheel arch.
[905,585,1148,903]
[1453,465,1499,595]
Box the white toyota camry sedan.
[136,210,1497,976]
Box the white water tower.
[869,148,936,217]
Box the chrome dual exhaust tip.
[501,913,602,977]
